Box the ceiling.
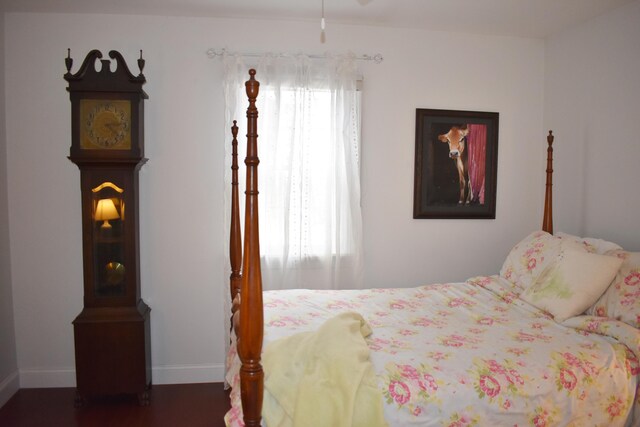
[2,0,634,39]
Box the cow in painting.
[438,125,472,204]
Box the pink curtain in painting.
[467,124,486,204]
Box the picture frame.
[413,108,499,219]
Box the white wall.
[360,30,544,287]
[4,12,545,386]
[0,11,20,406]
[544,0,640,250]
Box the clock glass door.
[92,182,126,297]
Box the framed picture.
[413,108,499,219]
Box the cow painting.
[438,125,472,204]
[413,108,497,219]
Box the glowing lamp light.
[95,198,119,229]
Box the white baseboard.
[19,368,76,388]
[17,363,225,388]
[152,363,225,385]
[0,371,20,408]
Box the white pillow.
[520,250,623,322]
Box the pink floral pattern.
[530,406,558,427]
[588,250,640,328]
[226,275,640,426]
[388,380,411,405]
[605,395,629,421]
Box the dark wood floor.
[0,383,230,427]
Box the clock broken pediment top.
[64,49,147,96]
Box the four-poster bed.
[225,70,640,426]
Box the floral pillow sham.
[588,250,640,328]
[500,231,561,290]
[500,231,587,291]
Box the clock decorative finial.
[65,48,73,75]
[137,50,145,76]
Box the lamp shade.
[95,198,119,228]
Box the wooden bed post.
[542,130,554,234]
[230,120,242,308]
[238,69,264,427]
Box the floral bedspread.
[225,276,640,426]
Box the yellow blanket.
[262,312,387,427]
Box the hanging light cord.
[320,0,326,43]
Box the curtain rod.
[206,48,383,64]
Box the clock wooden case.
[64,49,151,406]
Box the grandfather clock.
[64,49,151,406]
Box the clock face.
[80,99,132,149]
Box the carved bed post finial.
[239,68,264,427]
[230,120,242,308]
[542,130,554,234]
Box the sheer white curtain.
[222,53,364,294]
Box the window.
[259,86,361,260]
[224,54,363,290]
